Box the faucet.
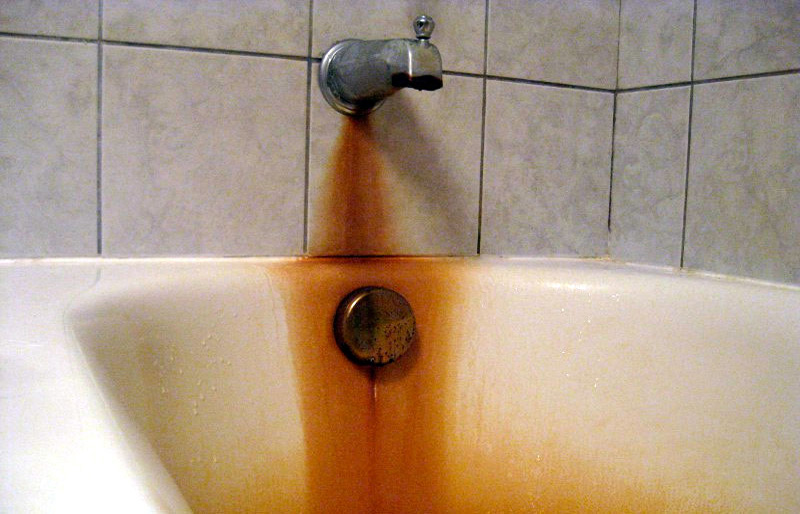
[318,15,443,116]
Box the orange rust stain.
[269,113,731,512]
[272,258,464,514]
[371,259,465,513]
[315,117,394,255]
[273,258,731,513]
[270,261,374,513]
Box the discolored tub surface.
[4,257,800,512]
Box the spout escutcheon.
[318,40,386,116]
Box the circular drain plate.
[333,287,416,366]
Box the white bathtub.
[2,257,799,512]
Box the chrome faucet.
[318,15,443,116]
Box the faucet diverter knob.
[413,15,435,40]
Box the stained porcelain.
[3,257,798,511]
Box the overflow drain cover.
[333,287,416,365]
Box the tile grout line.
[608,93,618,233]
[607,0,624,240]
[482,73,614,93]
[0,31,793,91]
[0,31,95,43]
[3,8,795,264]
[618,80,692,93]
[96,0,104,255]
[302,0,314,254]
[618,68,800,94]
[101,39,308,61]
[692,67,800,84]
[476,0,490,255]
[679,0,699,268]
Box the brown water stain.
[272,258,464,513]
[314,117,393,255]
[274,257,730,513]
[273,113,730,512]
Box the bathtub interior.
[66,258,800,512]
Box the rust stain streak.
[316,118,393,255]
[270,115,733,512]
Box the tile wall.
[1,1,798,284]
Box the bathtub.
[2,257,799,512]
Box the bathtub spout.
[319,15,443,116]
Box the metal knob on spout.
[319,15,443,116]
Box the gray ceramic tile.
[482,80,614,256]
[685,75,800,284]
[308,66,483,255]
[104,0,309,56]
[695,0,800,80]
[618,0,693,89]
[0,38,97,257]
[488,0,619,89]
[0,0,98,39]
[102,46,306,255]
[312,0,485,74]
[610,87,690,266]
